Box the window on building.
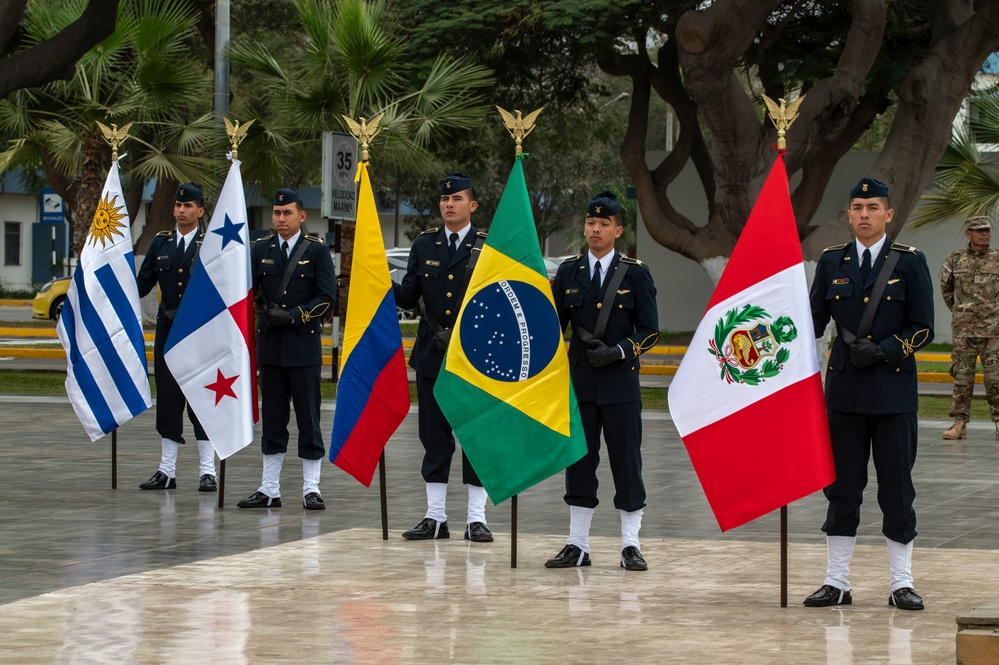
[4,222,20,266]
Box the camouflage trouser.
[949,337,999,422]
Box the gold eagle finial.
[762,94,805,151]
[341,113,384,162]
[96,121,135,161]
[496,106,544,157]
[223,116,255,159]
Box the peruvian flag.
[164,158,258,459]
[668,153,834,531]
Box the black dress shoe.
[889,587,924,611]
[198,474,218,492]
[139,471,176,490]
[236,491,281,508]
[803,584,852,607]
[544,544,591,568]
[303,492,326,510]
[402,518,449,540]
[464,522,493,542]
[620,546,648,571]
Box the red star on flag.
[205,368,239,405]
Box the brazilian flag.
[434,157,587,504]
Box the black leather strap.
[593,261,629,340]
[837,245,902,344]
[270,238,309,304]
[419,233,486,332]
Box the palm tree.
[226,0,492,192]
[910,90,999,231]
[0,0,218,258]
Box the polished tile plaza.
[1,397,998,663]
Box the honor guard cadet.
[939,215,999,440]
[238,188,336,511]
[136,182,218,492]
[805,177,934,611]
[546,191,659,571]
[393,172,494,542]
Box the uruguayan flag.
[57,160,151,441]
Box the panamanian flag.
[329,161,409,486]
[668,153,834,531]
[164,158,257,459]
[58,160,152,441]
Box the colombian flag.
[329,162,410,486]
[434,157,587,504]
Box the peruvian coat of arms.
[708,304,797,385]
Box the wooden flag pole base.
[781,505,788,608]
[111,429,118,489]
[379,451,388,540]
[218,459,226,509]
[511,494,518,569]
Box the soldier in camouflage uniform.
[939,215,999,440]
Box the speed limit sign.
[321,132,359,220]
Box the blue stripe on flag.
[74,267,147,418]
[95,263,147,373]
[61,298,118,434]
[330,289,401,457]
[125,250,136,276]
[163,256,228,355]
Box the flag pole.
[762,93,805,609]
[495,105,543,570]
[379,451,388,540]
[511,494,518,568]
[218,459,226,508]
[111,429,117,489]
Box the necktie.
[177,235,185,255]
[592,260,602,294]
[282,240,289,258]
[448,232,459,258]
[860,248,871,283]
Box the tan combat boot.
[942,420,967,440]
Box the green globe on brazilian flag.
[434,158,587,504]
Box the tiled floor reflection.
[0,530,993,664]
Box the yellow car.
[32,276,71,321]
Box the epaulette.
[561,254,582,264]
[619,256,644,266]
[822,243,848,253]
[305,234,324,243]
[891,243,918,254]
[419,227,439,236]
[475,231,487,238]
[155,230,173,238]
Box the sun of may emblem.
[708,304,797,385]
[88,193,127,247]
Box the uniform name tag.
[887,278,901,284]
[158,255,169,260]
[425,260,441,266]
[261,259,275,264]
[832,278,849,284]
[565,288,579,294]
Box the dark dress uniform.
[551,252,659,512]
[810,239,934,544]
[251,232,336,459]
[394,225,487,485]
[136,229,208,443]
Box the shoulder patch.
[619,256,643,266]
[822,243,848,253]
[561,254,582,264]
[419,227,439,236]
[156,230,173,238]
[891,243,918,254]
[305,234,324,243]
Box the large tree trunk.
[605,0,999,269]
[0,0,120,100]
[69,131,108,259]
[135,176,179,255]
